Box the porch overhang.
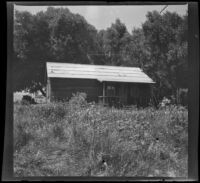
[97,78,155,84]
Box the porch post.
[103,81,106,105]
[47,78,51,103]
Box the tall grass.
[14,93,188,177]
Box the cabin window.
[107,85,116,96]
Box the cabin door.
[105,82,120,106]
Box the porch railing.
[98,96,121,106]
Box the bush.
[21,95,37,105]
[14,93,188,177]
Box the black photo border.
[2,1,199,181]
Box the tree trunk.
[39,87,46,97]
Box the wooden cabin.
[46,62,155,107]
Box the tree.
[140,11,188,101]
[14,8,188,103]
[128,28,150,68]
[98,19,133,66]
[14,10,51,96]
[13,7,102,95]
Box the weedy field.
[14,93,188,177]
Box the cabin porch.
[98,81,152,107]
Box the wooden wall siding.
[120,83,128,104]
[50,78,100,87]
[50,78,102,102]
[124,83,151,106]
[48,77,152,106]
[136,84,151,106]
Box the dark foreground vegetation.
[14,93,188,177]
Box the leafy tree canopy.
[97,19,132,66]
[14,8,188,101]
[140,11,188,98]
[120,11,188,100]
[14,7,103,95]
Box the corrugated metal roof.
[46,62,155,84]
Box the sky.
[14,4,188,33]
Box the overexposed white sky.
[14,4,188,33]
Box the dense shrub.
[14,93,188,177]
